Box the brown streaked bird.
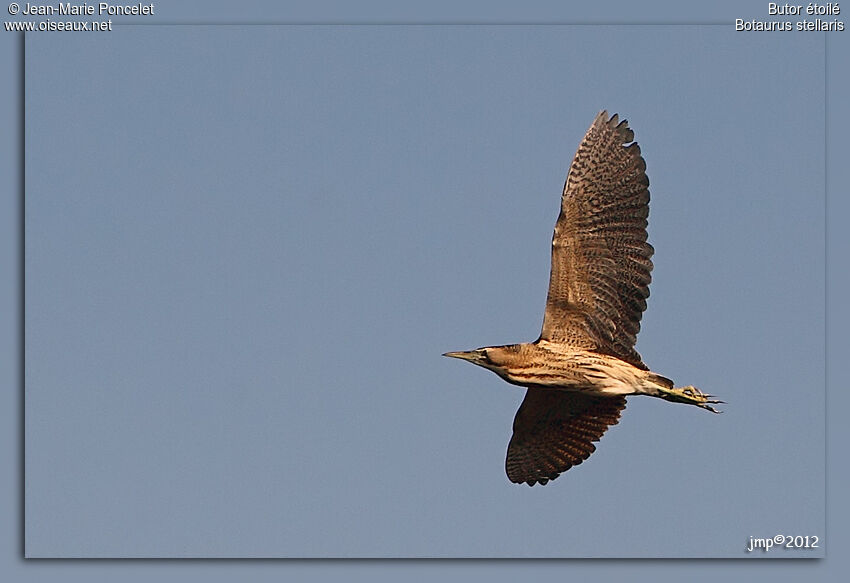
[444,111,721,487]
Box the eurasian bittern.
[445,111,720,487]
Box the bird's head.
[442,344,523,374]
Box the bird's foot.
[657,385,723,413]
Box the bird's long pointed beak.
[442,350,484,363]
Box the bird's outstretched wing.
[506,389,626,486]
[540,111,653,369]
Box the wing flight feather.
[506,389,626,486]
[540,111,654,369]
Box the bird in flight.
[444,111,720,487]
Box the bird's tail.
[648,372,674,389]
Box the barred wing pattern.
[540,111,653,369]
[506,389,626,486]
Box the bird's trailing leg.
[656,385,723,413]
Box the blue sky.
[22,24,826,558]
